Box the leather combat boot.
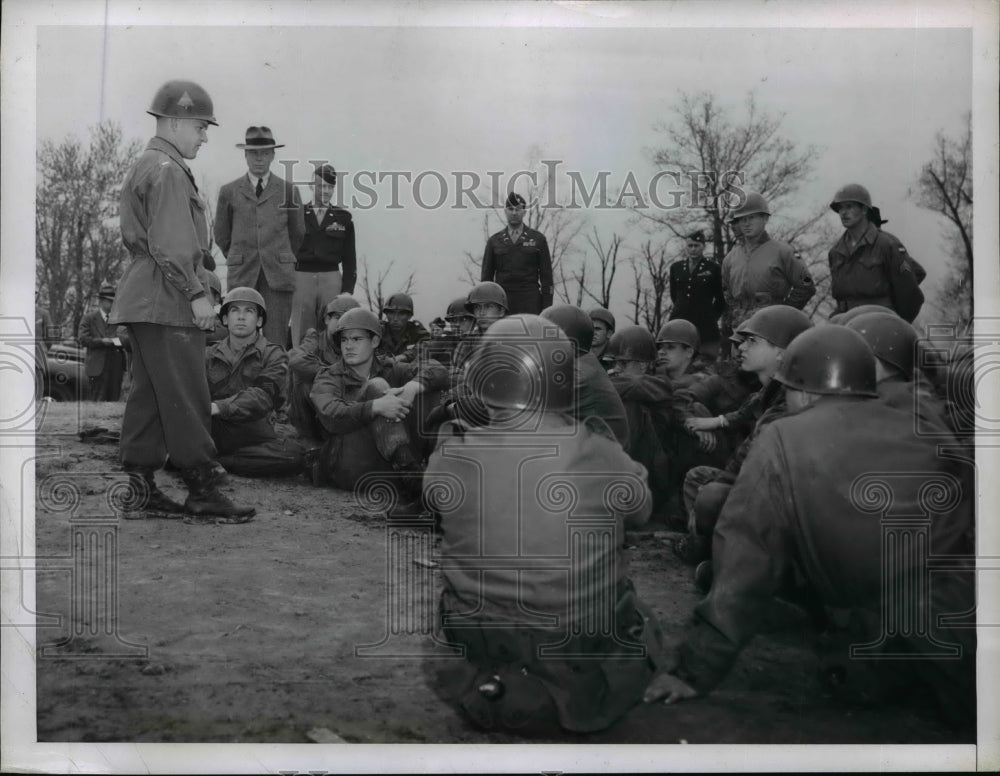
[180,463,256,523]
[122,467,186,519]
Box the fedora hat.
[236,126,284,150]
[98,283,116,300]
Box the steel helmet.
[588,307,616,333]
[382,292,414,315]
[775,325,878,397]
[830,183,872,212]
[220,286,267,325]
[205,271,222,298]
[147,80,218,126]
[324,295,361,319]
[729,191,770,222]
[466,281,509,313]
[606,325,657,363]
[736,305,814,349]
[334,308,382,339]
[464,314,574,413]
[828,303,896,326]
[445,296,475,321]
[540,304,594,354]
[656,319,701,352]
[846,311,918,378]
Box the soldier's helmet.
[220,286,267,325]
[829,303,896,326]
[147,80,218,126]
[465,281,509,313]
[540,304,594,354]
[606,325,657,364]
[656,319,701,352]
[846,311,918,378]
[736,305,814,348]
[445,296,475,321]
[830,183,873,212]
[588,307,616,333]
[774,325,878,397]
[334,308,382,339]
[324,295,361,319]
[729,191,770,222]
[382,292,414,315]
[464,315,574,414]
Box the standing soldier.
[378,292,430,363]
[721,191,815,342]
[110,79,254,520]
[669,230,725,360]
[588,307,616,372]
[291,163,356,347]
[481,192,553,314]
[214,126,305,347]
[78,283,126,401]
[828,184,924,323]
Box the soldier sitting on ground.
[646,325,975,735]
[540,303,630,450]
[607,325,723,524]
[378,292,430,364]
[309,308,449,506]
[416,297,472,370]
[654,319,708,390]
[288,294,361,444]
[425,314,667,736]
[206,287,307,478]
[678,305,813,574]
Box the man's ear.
[371,334,381,349]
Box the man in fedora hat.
[78,283,126,401]
[214,126,305,346]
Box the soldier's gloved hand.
[191,296,217,331]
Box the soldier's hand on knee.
[373,393,411,422]
[695,430,716,452]
[685,417,716,433]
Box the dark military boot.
[180,463,255,523]
[121,467,186,519]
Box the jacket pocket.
[279,251,296,264]
[227,252,245,266]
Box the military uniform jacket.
[206,333,288,423]
[678,396,972,694]
[214,173,305,293]
[310,354,449,436]
[295,203,357,292]
[111,137,212,327]
[481,226,554,301]
[78,310,121,377]
[289,328,339,381]
[669,256,725,342]
[576,352,630,448]
[377,319,430,361]
[428,413,651,619]
[828,224,924,323]
[721,231,815,328]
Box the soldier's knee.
[362,377,391,399]
[694,481,732,535]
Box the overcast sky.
[19,2,987,326]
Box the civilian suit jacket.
[78,310,118,377]
[214,173,305,293]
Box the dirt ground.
[31,402,970,746]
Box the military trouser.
[430,578,664,735]
[120,323,216,470]
[502,287,543,316]
[316,379,444,493]
[683,465,736,534]
[211,417,306,478]
[287,373,325,443]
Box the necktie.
[255,178,264,198]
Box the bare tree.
[631,240,672,333]
[573,227,623,309]
[912,114,973,327]
[35,121,142,338]
[357,256,415,314]
[638,90,821,262]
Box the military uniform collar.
[217,331,266,361]
[148,136,195,185]
[742,230,771,250]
